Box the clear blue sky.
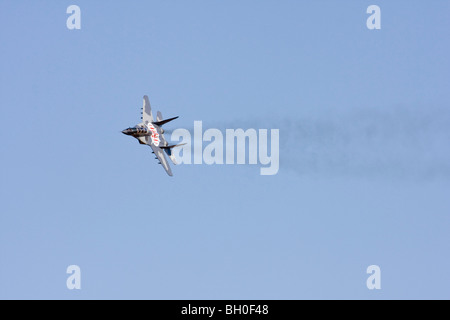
[1,1,449,299]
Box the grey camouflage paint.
[122,95,180,176]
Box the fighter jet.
[122,95,184,176]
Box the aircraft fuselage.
[122,126,150,137]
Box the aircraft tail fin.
[168,154,178,165]
[160,143,186,165]
[156,111,163,122]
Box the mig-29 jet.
[122,95,184,176]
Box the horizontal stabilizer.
[160,143,186,150]
[152,116,179,126]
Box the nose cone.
[122,128,132,135]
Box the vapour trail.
[169,105,450,180]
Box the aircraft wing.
[142,95,154,124]
[149,143,173,176]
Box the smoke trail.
[169,105,450,180]
[279,105,450,180]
